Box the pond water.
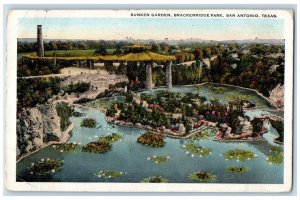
[17,84,284,183]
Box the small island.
[82,141,112,153]
[80,118,97,128]
[27,158,64,176]
[137,131,165,147]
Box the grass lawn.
[19,48,116,58]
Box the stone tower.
[37,25,44,57]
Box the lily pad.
[141,176,169,183]
[223,149,256,161]
[27,158,63,176]
[56,143,82,153]
[270,146,283,154]
[266,154,283,164]
[182,143,212,157]
[188,171,216,183]
[95,170,124,179]
[82,141,112,153]
[147,155,170,164]
[98,133,122,143]
[226,166,249,174]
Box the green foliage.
[190,130,213,141]
[56,143,82,153]
[80,118,96,128]
[226,166,249,174]
[137,131,165,147]
[63,82,90,94]
[82,141,112,153]
[223,149,256,161]
[98,133,123,143]
[182,143,212,157]
[26,158,63,176]
[95,170,124,179]
[73,97,93,104]
[56,102,73,131]
[147,155,170,164]
[266,154,283,164]
[188,171,216,183]
[141,176,169,183]
[17,77,61,109]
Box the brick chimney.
[37,25,44,57]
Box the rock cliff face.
[16,103,63,158]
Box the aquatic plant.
[98,133,122,143]
[190,130,213,141]
[270,146,283,154]
[188,171,216,183]
[226,166,249,174]
[182,143,212,157]
[82,141,112,153]
[210,86,228,94]
[137,131,165,147]
[222,149,256,161]
[80,118,96,128]
[27,158,63,176]
[141,176,169,183]
[56,143,82,153]
[266,154,283,164]
[95,170,124,179]
[147,155,170,164]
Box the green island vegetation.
[266,154,283,164]
[26,158,64,176]
[56,142,82,153]
[141,176,169,183]
[182,143,212,157]
[105,88,254,136]
[225,166,249,174]
[17,77,61,109]
[147,155,171,164]
[55,102,73,131]
[63,82,91,94]
[95,170,124,179]
[82,141,112,153]
[190,130,213,141]
[222,149,256,161]
[98,133,123,143]
[270,146,283,154]
[210,86,228,94]
[137,131,166,147]
[80,118,97,128]
[188,171,217,183]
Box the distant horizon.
[18,17,285,41]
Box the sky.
[18,17,285,41]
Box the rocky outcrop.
[269,84,284,109]
[17,103,65,159]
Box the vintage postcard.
[5,9,293,192]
